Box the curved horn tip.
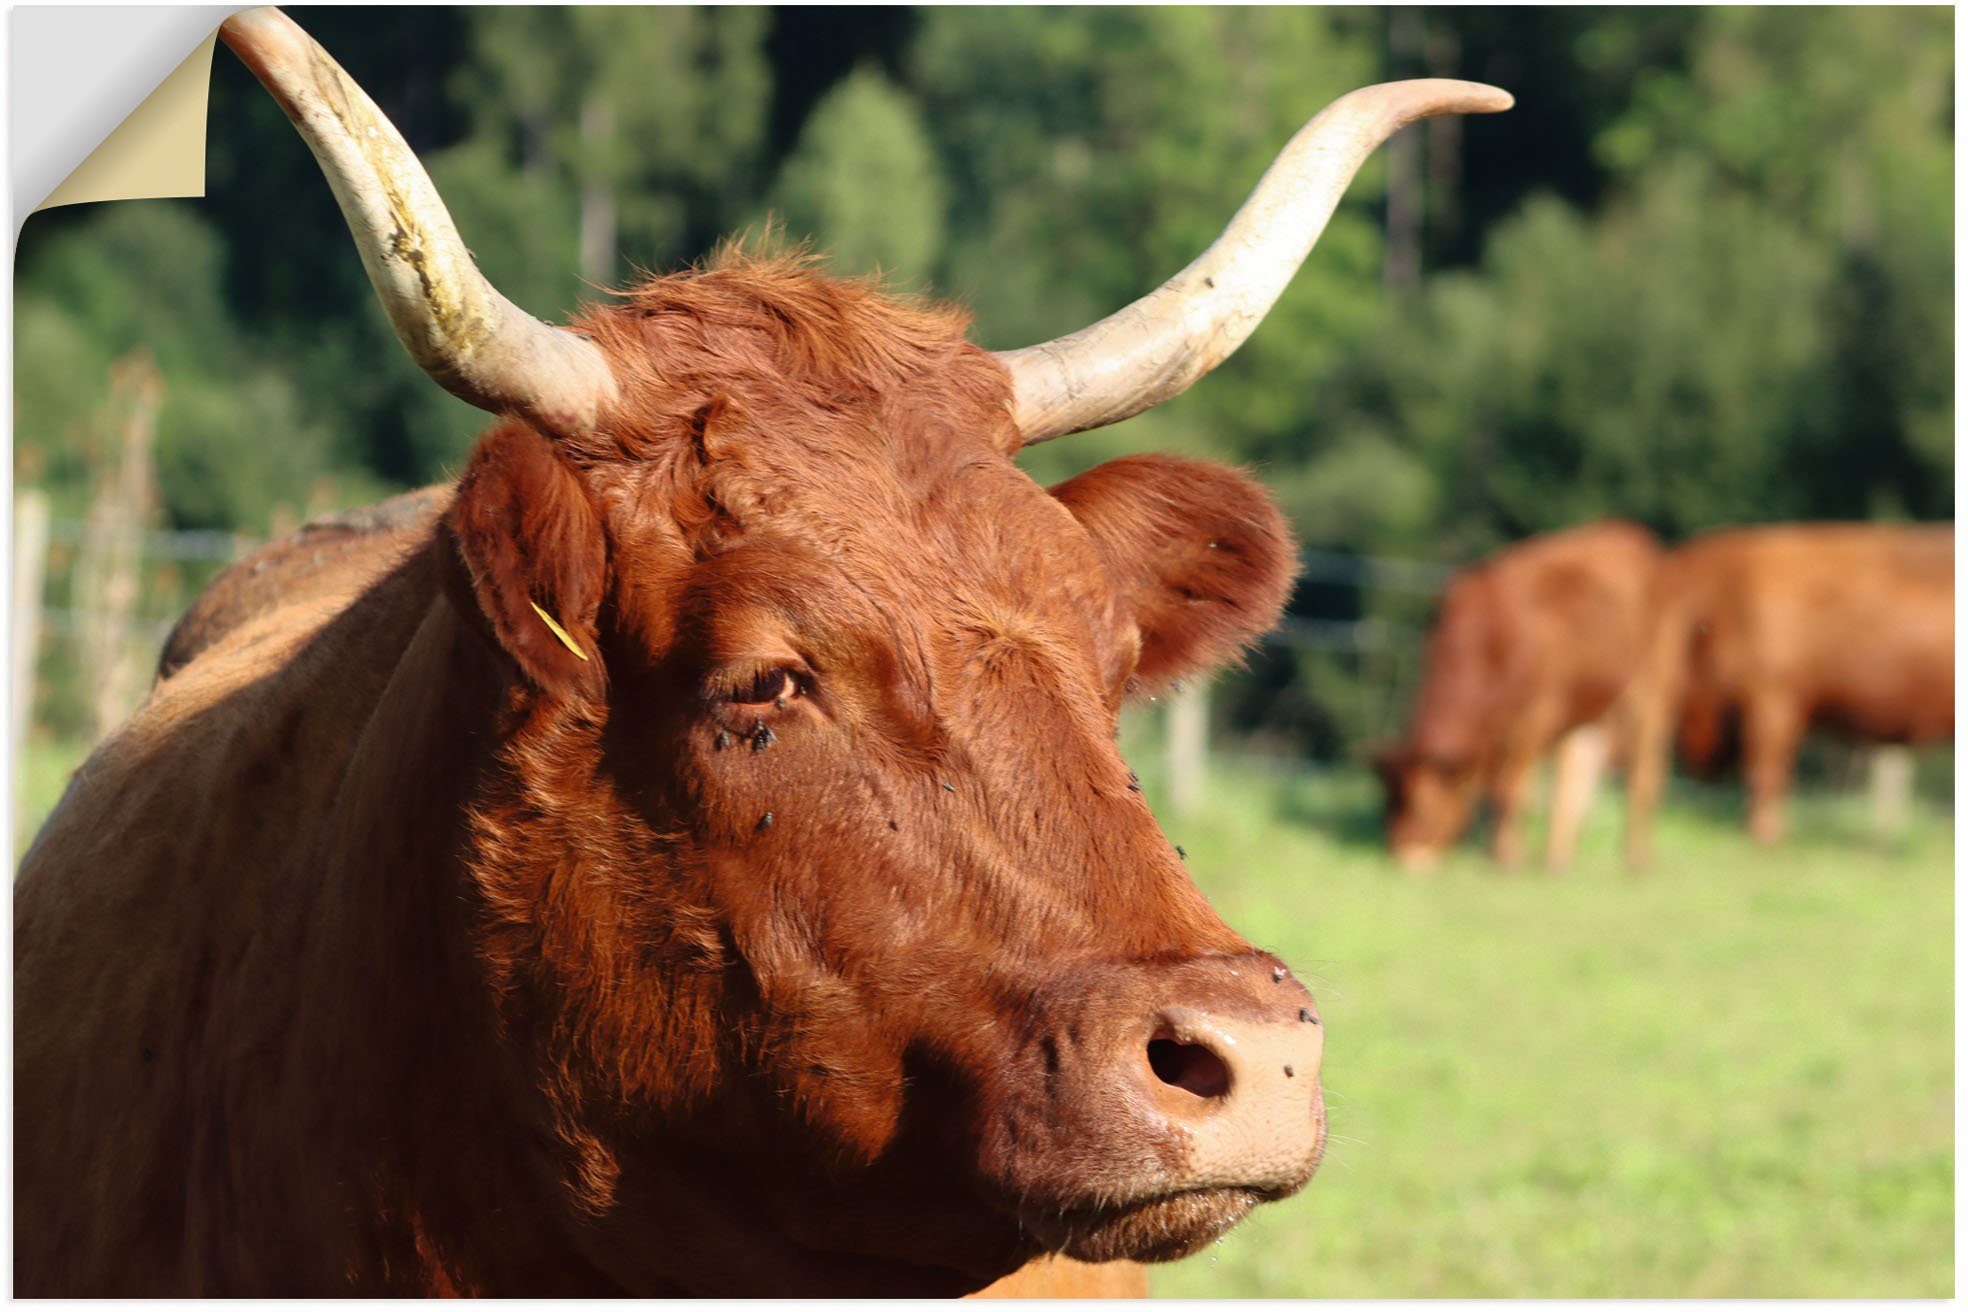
[218,8,314,91]
[1352,78,1516,121]
[219,6,292,49]
[997,76,1515,445]
[1431,79,1515,114]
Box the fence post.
[74,350,162,742]
[1166,680,1208,819]
[1870,745,1914,840]
[12,488,51,767]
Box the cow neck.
[243,542,618,1294]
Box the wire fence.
[13,508,1944,848]
[17,514,260,756]
[13,511,1451,772]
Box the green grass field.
[15,735,1952,1296]
[14,736,88,861]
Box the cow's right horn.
[220,7,616,435]
[996,79,1513,445]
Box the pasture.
[14,734,1952,1297]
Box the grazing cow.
[1374,521,1664,870]
[14,7,1511,1296]
[1624,523,1952,860]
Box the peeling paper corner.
[13,6,236,232]
[36,32,219,215]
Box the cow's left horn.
[996,79,1512,444]
[220,7,617,434]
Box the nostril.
[1146,1034,1232,1100]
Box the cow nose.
[1138,1001,1325,1194]
[1393,842,1442,873]
[1146,1022,1234,1099]
[992,954,1328,1261]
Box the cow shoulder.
[157,485,453,681]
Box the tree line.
[14,6,1953,758]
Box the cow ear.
[1051,454,1296,692]
[440,420,608,699]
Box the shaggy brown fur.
[1375,520,1664,868]
[16,254,1310,1295]
[1625,522,1952,860]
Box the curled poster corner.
[16,7,232,226]
[36,34,218,214]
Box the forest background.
[13,5,1954,760]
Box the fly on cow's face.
[705,664,809,740]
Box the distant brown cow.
[13,8,1513,1297]
[1625,523,1953,862]
[1375,521,1664,870]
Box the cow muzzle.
[1392,841,1445,873]
[987,954,1326,1264]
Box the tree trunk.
[579,93,618,286]
[1382,7,1426,294]
[1423,15,1464,256]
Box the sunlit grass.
[1133,749,1952,1297]
[14,735,88,862]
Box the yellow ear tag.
[528,601,590,662]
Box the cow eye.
[726,668,799,706]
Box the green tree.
[1342,167,1839,546]
[14,203,360,530]
[912,7,1386,481]
[439,6,773,289]
[765,68,945,282]
[1596,6,1954,520]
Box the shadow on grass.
[1270,772,1387,850]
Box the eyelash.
[725,668,801,707]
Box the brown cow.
[155,496,1159,1305]
[1374,520,1664,870]
[1624,522,1952,862]
[13,8,1512,1297]
[156,488,1159,1302]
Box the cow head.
[1374,566,1507,870]
[225,8,1509,1293]
[1373,743,1484,871]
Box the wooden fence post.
[12,488,51,767]
[73,350,163,743]
[1166,681,1208,819]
